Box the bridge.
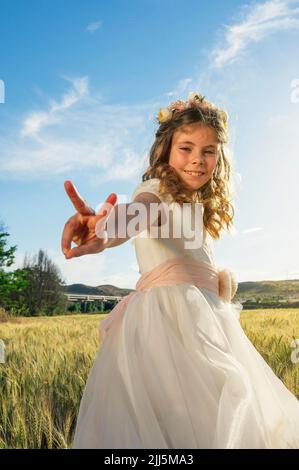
[66,293,123,302]
[65,293,124,312]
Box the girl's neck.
[192,190,201,202]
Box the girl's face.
[168,124,219,191]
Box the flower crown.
[156,91,228,130]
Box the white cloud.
[21,77,89,137]
[86,20,103,33]
[242,227,264,234]
[7,249,107,285]
[267,114,289,126]
[165,78,194,98]
[0,76,158,182]
[8,248,139,288]
[98,271,139,289]
[211,0,299,68]
[47,248,109,285]
[235,267,282,282]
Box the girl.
[62,92,299,449]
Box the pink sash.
[99,257,237,341]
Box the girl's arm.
[61,179,166,258]
[104,192,165,249]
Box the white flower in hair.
[169,100,186,112]
[157,107,173,123]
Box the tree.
[0,222,28,312]
[20,249,67,316]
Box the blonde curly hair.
[142,99,236,240]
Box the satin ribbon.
[99,257,238,341]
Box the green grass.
[240,309,299,396]
[0,309,299,448]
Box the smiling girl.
[63,92,299,449]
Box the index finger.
[64,180,95,215]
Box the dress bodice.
[131,178,216,274]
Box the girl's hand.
[61,180,117,259]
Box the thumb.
[64,244,91,259]
[64,248,78,259]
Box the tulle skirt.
[72,284,299,449]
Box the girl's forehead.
[173,125,218,144]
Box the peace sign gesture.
[61,180,117,259]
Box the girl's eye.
[180,148,215,154]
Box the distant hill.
[236,279,299,301]
[64,279,299,302]
[63,283,134,297]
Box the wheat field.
[0,309,299,449]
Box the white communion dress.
[72,178,299,449]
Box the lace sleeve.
[130,178,162,247]
[131,178,161,201]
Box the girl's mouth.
[183,170,205,177]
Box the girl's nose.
[192,154,204,165]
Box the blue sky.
[1,0,299,288]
